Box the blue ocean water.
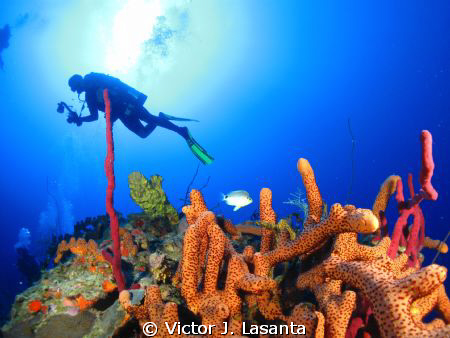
[0,0,449,325]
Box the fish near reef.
[222,190,253,211]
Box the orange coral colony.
[75,295,94,311]
[28,300,42,313]
[102,280,117,293]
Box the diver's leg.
[136,107,189,139]
[135,107,213,164]
[119,114,156,138]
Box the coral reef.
[2,209,182,337]
[1,253,124,337]
[3,130,448,338]
[123,183,387,337]
[120,132,448,338]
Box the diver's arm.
[79,105,99,123]
[77,92,99,124]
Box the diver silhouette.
[60,72,213,165]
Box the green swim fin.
[186,131,214,165]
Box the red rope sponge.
[102,88,126,291]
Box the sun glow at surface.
[106,0,162,74]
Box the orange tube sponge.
[372,175,401,222]
[120,286,181,337]
[283,304,324,338]
[323,255,450,337]
[180,211,276,335]
[174,189,210,286]
[260,188,277,224]
[423,237,448,254]
[253,203,379,276]
[182,189,208,226]
[222,218,239,239]
[437,286,450,324]
[296,232,392,337]
[297,158,323,227]
[259,188,276,253]
[332,231,391,262]
[296,269,356,338]
[411,285,448,330]
[234,223,263,236]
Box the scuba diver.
[58,72,213,165]
[14,228,41,286]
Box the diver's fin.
[233,205,241,212]
[159,112,199,122]
[186,131,214,165]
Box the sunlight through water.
[105,0,162,74]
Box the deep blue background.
[0,0,449,323]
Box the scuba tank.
[88,72,148,107]
[105,73,147,106]
[123,83,147,106]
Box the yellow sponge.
[128,172,179,224]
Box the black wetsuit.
[81,72,187,139]
[16,247,41,286]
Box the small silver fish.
[222,190,253,211]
